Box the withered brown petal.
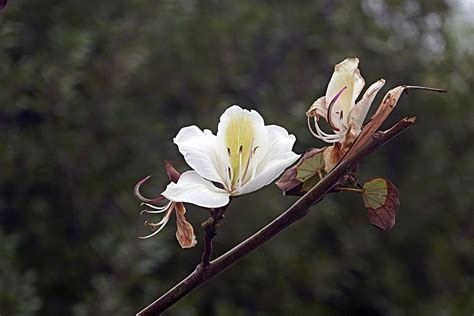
[363,177,400,231]
[175,202,197,249]
[323,144,345,173]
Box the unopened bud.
[165,161,181,183]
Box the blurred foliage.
[0,0,473,315]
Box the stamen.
[139,221,168,239]
[139,204,174,239]
[313,117,337,137]
[227,166,232,182]
[241,137,255,182]
[252,159,257,179]
[307,116,340,143]
[238,145,243,190]
[139,201,173,214]
[134,175,165,203]
[227,147,231,157]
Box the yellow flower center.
[224,114,256,188]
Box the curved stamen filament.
[238,145,243,190]
[139,201,173,214]
[226,166,233,189]
[242,138,254,181]
[307,116,340,143]
[313,117,338,138]
[134,176,165,204]
[139,203,175,239]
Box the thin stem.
[136,117,415,316]
[403,85,447,93]
[336,186,364,193]
[317,170,324,181]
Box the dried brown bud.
[165,161,181,183]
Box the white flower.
[161,105,300,208]
[307,58,385,145]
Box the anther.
[239,145,243,153]
[227,147,231,156]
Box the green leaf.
[301,174,321,192]
[296,149,325,181]
[276,148,326,196]
[363,177,400,231]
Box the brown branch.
[200,204,229,268]
[137,118,415,315]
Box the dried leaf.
[175,203,197,249]
[363,177,400,231]
[276,148,325,196]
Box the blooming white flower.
[307,58,385,145]
[161,105,300,208]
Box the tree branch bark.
[200,204,229,268]
[137,117,415,315]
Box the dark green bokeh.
[1,0,473,315]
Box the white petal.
[306,96,328,120]
[174,125,228,184]
[352,68,366,106]
[238,125,300,195]
[334,57,359,72]
[161,171,230,208]
[348,79,386,133]
[217,105,265,133]
[326,58,365,129]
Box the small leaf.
[276,148,326,196]
[296,148,325,181]
[363,177,400,231]
[175,203,197,249]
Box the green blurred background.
[1,0,473,315]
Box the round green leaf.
[296,150,325,181]
[363,177,400,231]
[276,148,326,196]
